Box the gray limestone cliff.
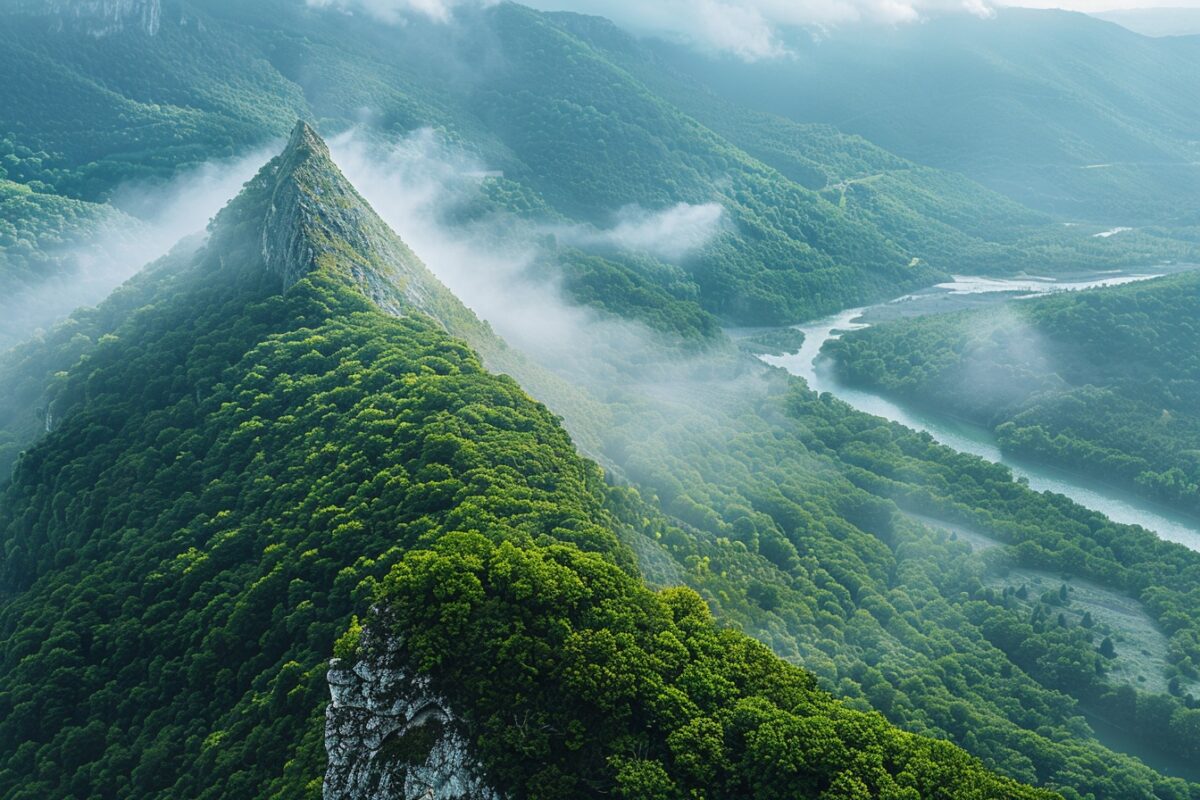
[7,0,161,35]
[324,632,501,800]
[232,121,492,342]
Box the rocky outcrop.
[10,0,162,36]
[254,121,478,328]
[324,633,500,800]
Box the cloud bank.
[327,126,742,406]
[305,0,484,23]
[524,0,995,60]
[326,127,767,466]
[328,127,655,367]
[556,202,725,262]
[0,147,274,348]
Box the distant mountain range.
[651,8,1200,224]
[1094,7,1200,37]
[2,0,1196,345]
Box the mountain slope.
[551,10,1198,278]
[0,0,931,325]
[7,0,1190,337]
[0,121,1056,800]
[1094,9,1200,38]
[5,124,1200,799]
[653,8,1200,224]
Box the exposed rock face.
[251,121,485,336]
[324,634,500,800]
[10,0,162,36]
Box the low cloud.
[0,147,274,348]
[328,127,659,366]
[305,0,486,23]
[327,127,770,467]
[957,306,1063,411]
[525,0,995,60]
[556,202,725,263]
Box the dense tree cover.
[2,128,1198,799]
[0,12,306,201]
[571,355,1200,798]
[0,179,149,349]
[536,248,721,344]
[0,180,122,286]
[1,13,1198,796]
[964,585,1200,771]
[0,245,198,480]
[826,271,1200,514]
[556,12,1200,278]
[7,0,1194,332]
[0,131,631,797]
[0,267,631,797]
[783,380,1200,768]
[648,8,1200,224]
[361,533,1054,800]
[0,0,937,325]
[0,130,1056,800]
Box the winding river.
[760,272,1200,553]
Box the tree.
[1099,637,1116,659]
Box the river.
[760,271,1200,553]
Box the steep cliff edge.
[4,0,162,35]
[230,120,488,337]
[325,632,500,800]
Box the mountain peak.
[258,124,415,307]
[283,119,327,161]
[205,120,485,340]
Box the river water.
[760,272,1200,553]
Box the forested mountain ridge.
[3,0,1194,339]
[551,10,1200,278]
[827,270,1200,515]
[0,121,1057,800]
[650,8,1200,224]
[6,4,1200,799]
[4,110,1200,800]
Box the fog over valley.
[2,2,1200,799]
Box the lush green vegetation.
[3,123,1200,800]
[827,271,1200,514]
[7,0,1195,332]
[533,248,721,344]
[5,5,1200,799]
[364,533,1053,799]
[0,180,125,290]
[0,127,1056,800]
[650,8,1200,224]
[559,12,1200,278]
[571,354,1200,797]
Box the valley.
[3,2,1200,799]
[760,270,1200,551]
